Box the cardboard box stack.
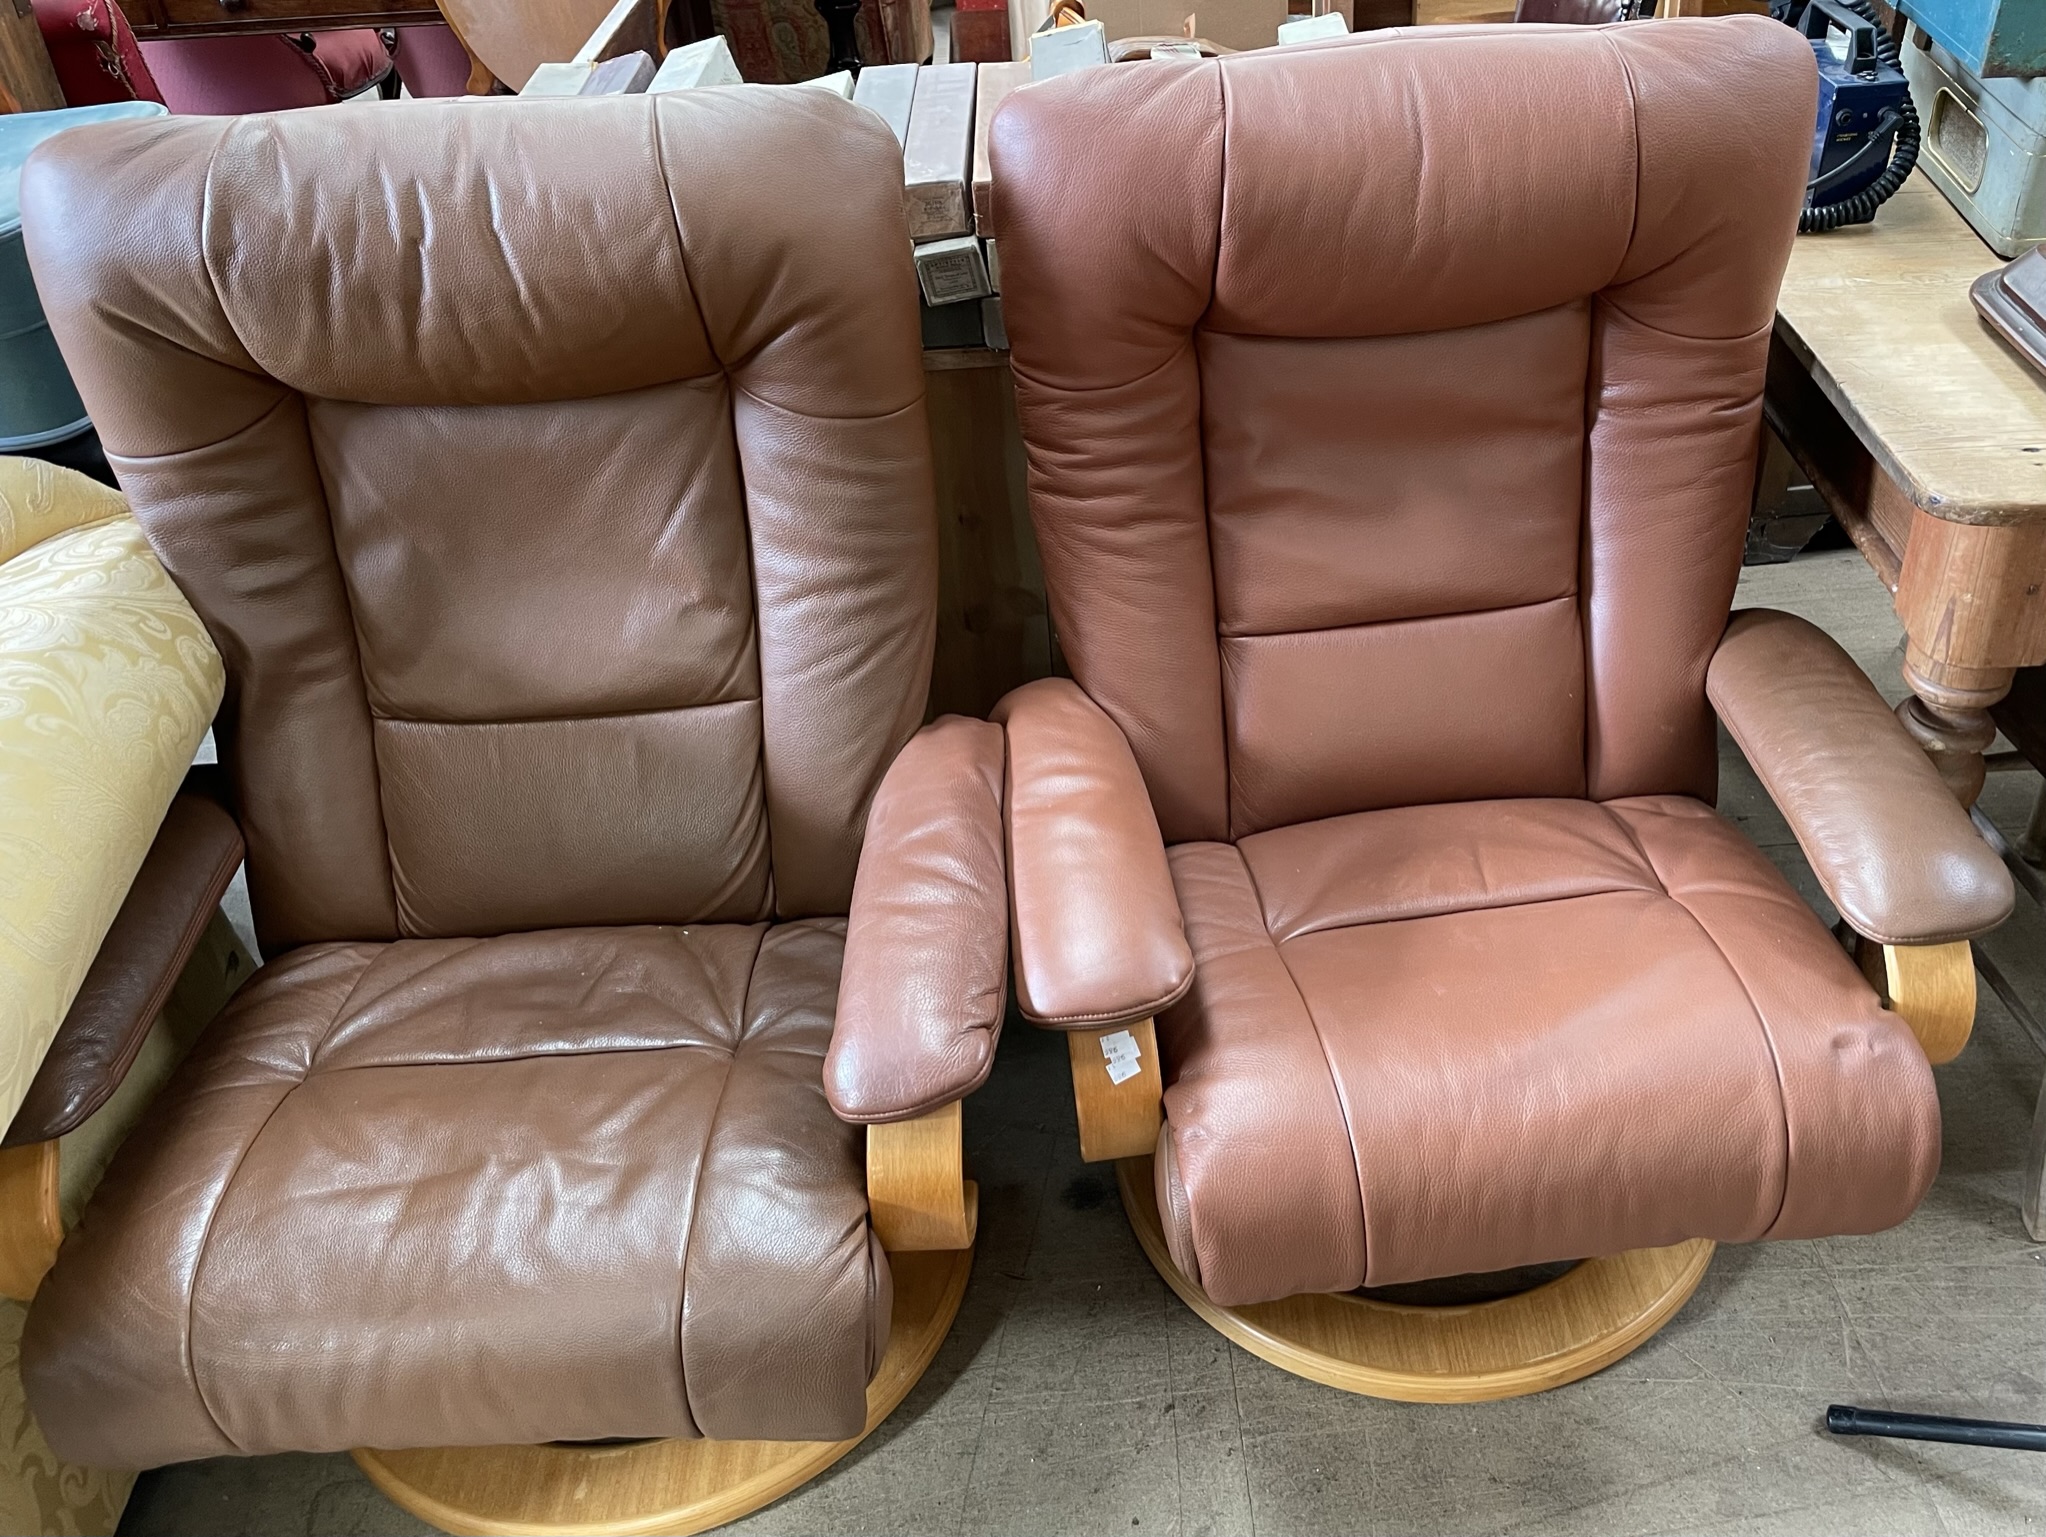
[512,1,1352,351]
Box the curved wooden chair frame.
[1063,944,1973,1403]
[1857,936,1975,1065]
[1118,1153,1713,1403]
[353,1105,976,1537]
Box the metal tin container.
[1906,21,2046,256]
[1900,0,2046,80]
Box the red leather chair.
[987,18,2013,1400]
[35,0,394,113]
[390,22,475,96]
[19,91,1002,1533]
[1511,0,1626,20]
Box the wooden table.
[1769,172,2046,1240]
[922,348,1056,719]
[115,0,440,39]
[1768,173,2046,807]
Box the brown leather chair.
[986,18,2014,1400]
[19,91,1005,1532]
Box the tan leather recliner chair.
[987,18,2015,1399]
[18,92,1006,1534]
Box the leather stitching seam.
[1707,691,1956,947]
[183,952,375,1451]
[366,696,763,729]
[653,118,782,924]
[1613,810,1796,1241]
[671,922,768,1438]
[1008,334,1197,399]
[1237,845,1373,1287]
[1599,30,1644,298]
[41,828,245,1138]
[195,121,268,380]
[1215,591,1582,646]
[1019,972,1193,1031]
[103,391,294,465]
[1265,877,1659,947]
[731,381,928,427]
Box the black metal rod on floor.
[1827,1405,2046,1451]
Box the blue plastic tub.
[0,101,167,452]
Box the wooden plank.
[0,4,63,112]
[903,63,977,241]
[973,60,1031,237]
[1774,174,2046,523]
[118,0,437,36]
[924,349,1053,717]
[1764,327,1907,591]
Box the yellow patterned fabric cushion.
[0,457,222,1133]
[0,1300,132,1537]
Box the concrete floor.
[119,548,2046,1536]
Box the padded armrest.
[1709,608,2013,946]
[4,787,243,1148]
[990,678,1193,1028]
[0,459,224,1134]
[826,716,1010,1124]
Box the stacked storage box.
[859,60,1032,350]
[1904,17,2046,255]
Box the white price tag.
[1100,1028,1143,1086]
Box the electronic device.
[1775,0,1921,230]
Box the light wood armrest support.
[866,1101,977,1251]
[1066,1018,1163,1163]
[0,1139,60,1302]
[1857,936,1975,1064]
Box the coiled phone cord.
[1780,0,1921,233]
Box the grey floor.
[120,548,2046,1537]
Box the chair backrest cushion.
[991,20,1816,842]
[24,93,936,951]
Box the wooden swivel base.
[353,1246,972,1537]
[1117,1157,1712,1404]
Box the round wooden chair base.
[353,1245,972,1537]
[1118,1156,1712,1404]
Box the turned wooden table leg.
[1896,647,2010,807]
[1892,511,2046,807]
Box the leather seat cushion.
[23,921,889,1469]
[1155,796,1941,1307]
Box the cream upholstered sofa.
[0,456,228,1537]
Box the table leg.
[1893,511,2046,807]
[1762,337,2046,805]
[1896,647,2008,807]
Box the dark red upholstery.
[34,0,394,113]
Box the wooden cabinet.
[117,0,438,39]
